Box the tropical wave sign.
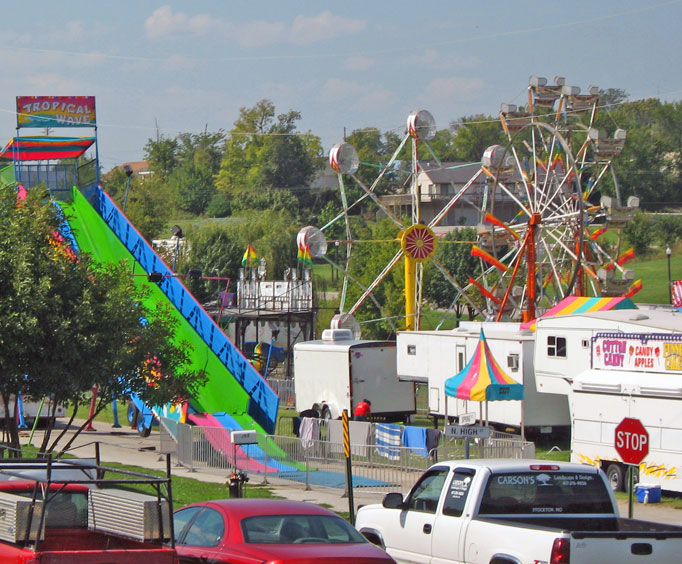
[16,95,96,128]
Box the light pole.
[122,165,133,213]
[667,246,672,305]
[171,225,184,272]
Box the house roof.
[418,161,484,185]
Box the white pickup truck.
[355,459,682,564]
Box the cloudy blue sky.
[0,1,680,171]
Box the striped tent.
[0,136,96,161]
[445,329,524,402]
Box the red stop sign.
[615,417,649,465]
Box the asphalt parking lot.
[20,418,682,525]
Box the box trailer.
[396,321,570,438]
[534,308,682,492]
[293,329,416,421]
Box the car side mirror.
[382,492,405,509]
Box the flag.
[471,245,509,272]
[296,231,314,267]
[241,244,258,267]
[591,226,609,240]
[603,248,635,272]
[468,277,501,304]
[624,279,643,298]
[297,240,313,267]
[484,212,521,241]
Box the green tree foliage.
[0,185,205,453]
[593,99,682,207]
[343,218,404,339]
[216,100,322,217]
[180,225,244,303]
[144,134,179,177]
[653,214,682,248]
[450,114,506,162]
[623,211,655,255]
[425,228,481,312]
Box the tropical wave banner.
[16,95,96,128]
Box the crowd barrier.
[161,417,534,495]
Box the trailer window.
[547,336,566,358]
[479,471,613,515]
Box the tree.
[425,228,482,320]
[623,211,655,255]
[0,184,205,454]
[216,100,323,217]
[450,114,505,163]
[144,134,179,177]
[180,226,244,303]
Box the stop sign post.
[615,417,649,518]
[615,417,649,465]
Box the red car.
[173,498,396,564]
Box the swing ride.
[297,75,639,335]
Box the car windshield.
[479,471,614,515]
[242,514,366,544]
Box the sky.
[0,1,680,172]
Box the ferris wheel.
[298,110,483,335]
[474,76,639,322]
[298,76,639,333]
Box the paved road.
[20,419,682,525]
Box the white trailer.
[0,395,65,426]
[396,321,570,438]
[293,329,416,421]
[534,308,682,492]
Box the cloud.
[289,11,366,45]
[145,5,223,39]
[144,6,365,47]
[422,77,484,101]
[343,55,375,71]
[406,49,480,71]
[321,78,393,111]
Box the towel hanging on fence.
[299,417,319,449]
[426,428,442,454]
[375,423,402,460]
[402,426,428,457]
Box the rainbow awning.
[520,296,637,332]
[445,330,524,402]
[0,136,96,161]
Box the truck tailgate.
[38,548,177,563]
[571,523,682,564]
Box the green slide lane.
[59,189,263,432]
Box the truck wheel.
[137,418,152,437]
[360,531,384,549]
[127,403,139,426]
[606,464,625,491]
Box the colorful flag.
[297,240,313,267]
[484,212,521,241]
[591,226,609,240]
[468,277,501,304]
[624,279,643,298]
[471,245,509,272]
[603,248,635,271]
[241,244,258,267]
